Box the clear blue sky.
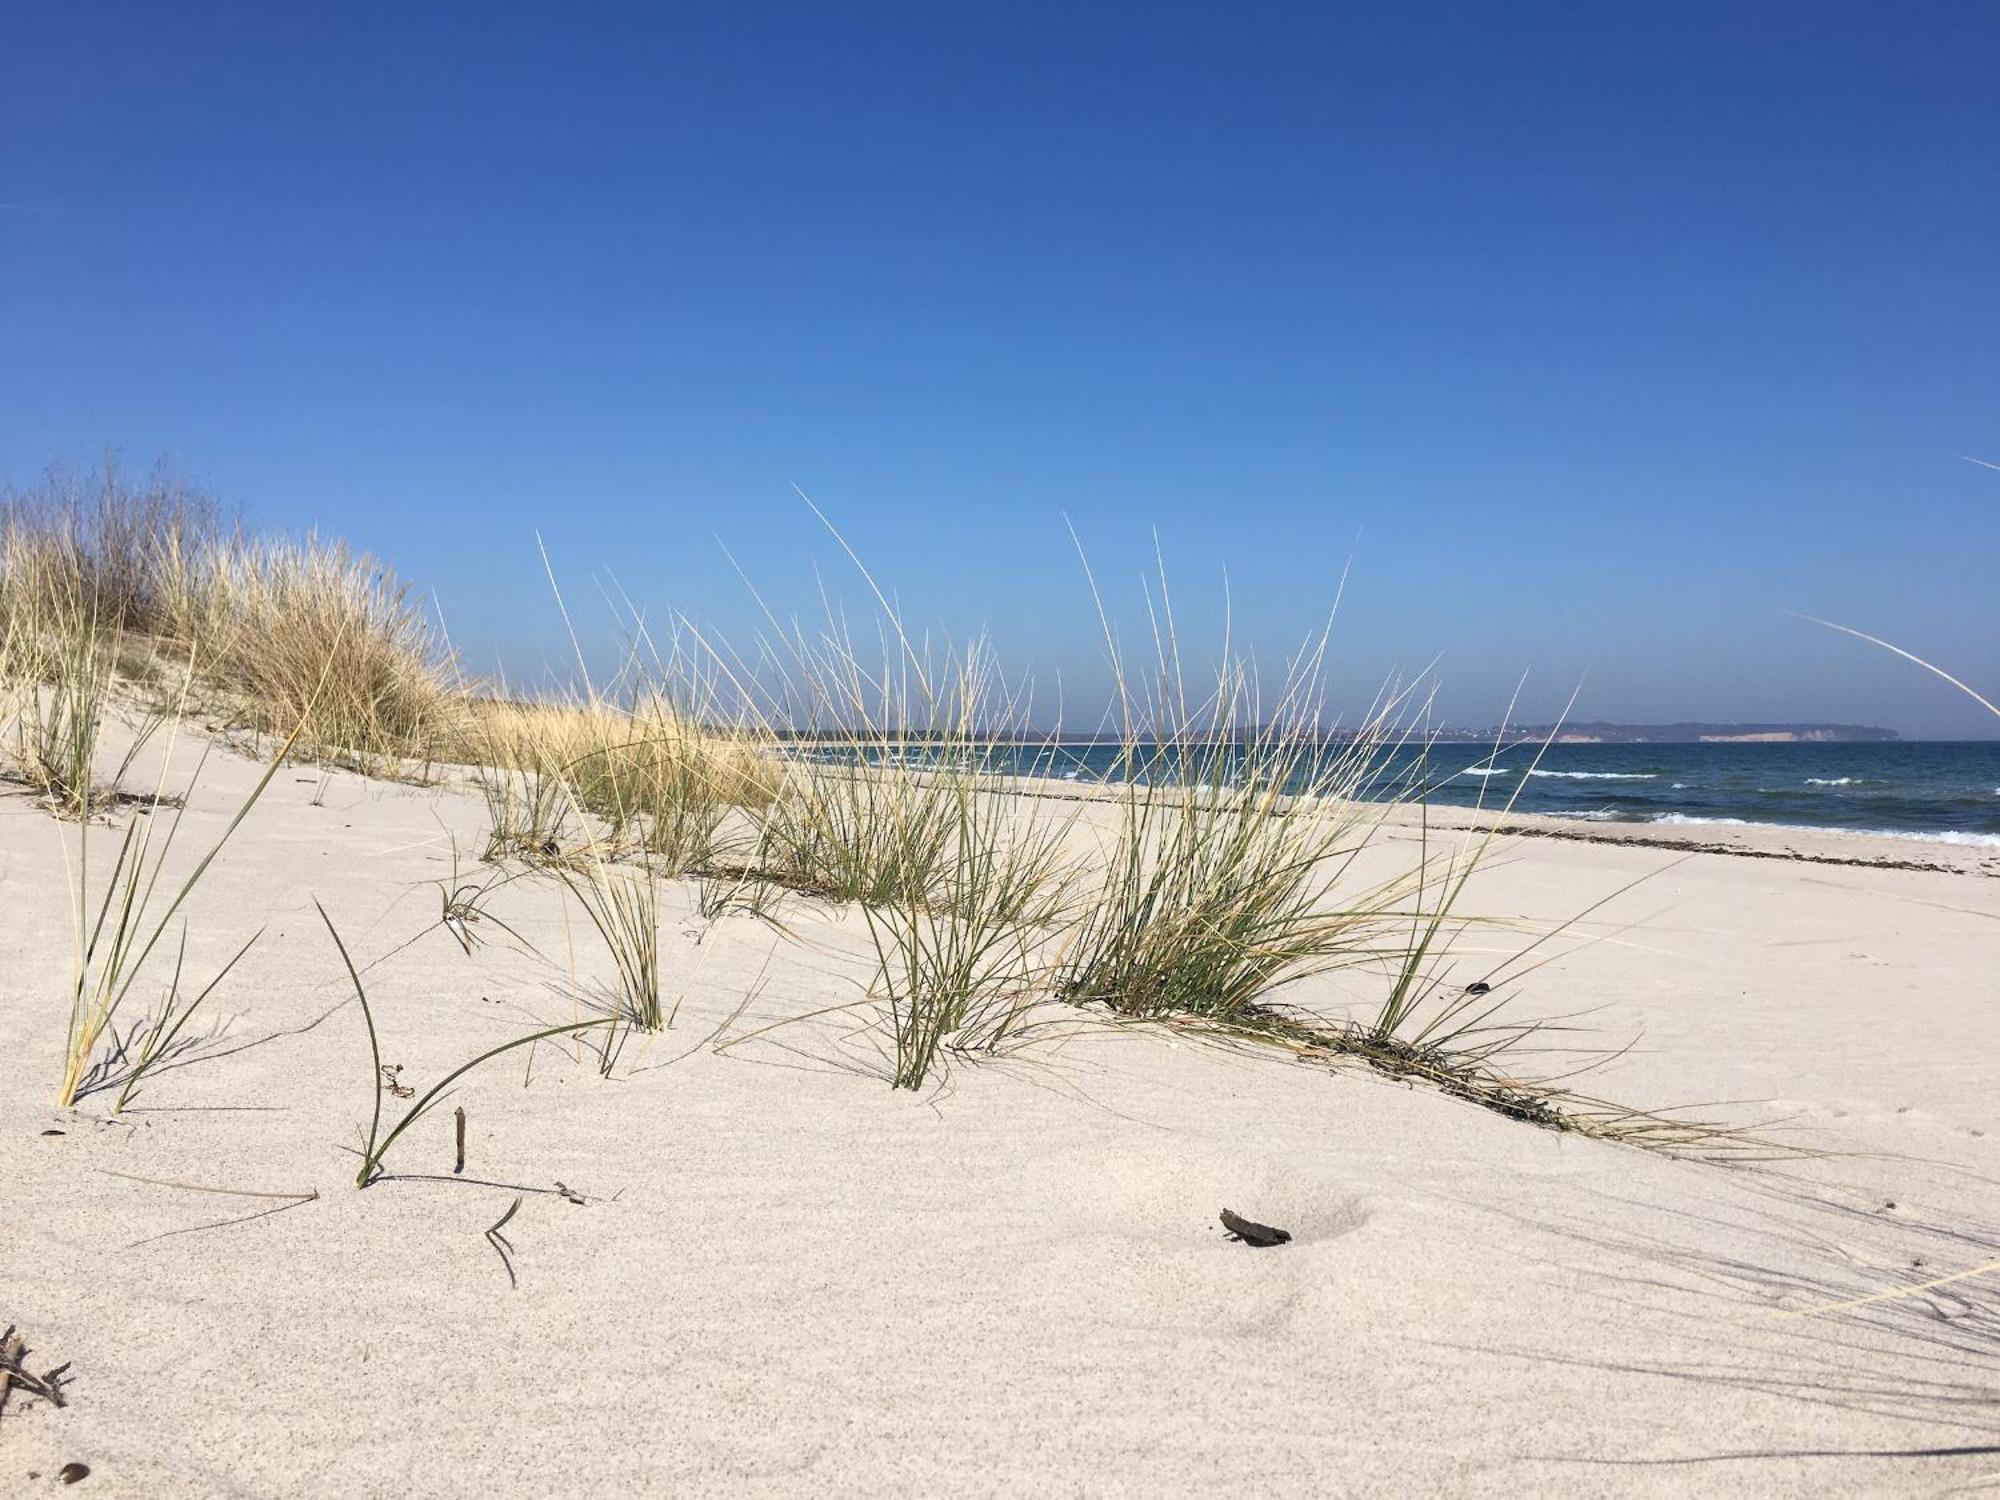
[4,2,1996,734]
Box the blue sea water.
[1402,740,2000,845]
[835,739,2000,847]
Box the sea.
[832,739,2000,848]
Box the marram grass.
[317,900,616,1187]
[58,722,299,1108]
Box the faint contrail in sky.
[1960,453,2000,472]
[1795,613,2000,721]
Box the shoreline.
[1401,805,2000,876]
[961,765,2000,877]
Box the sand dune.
[4,729,1998,1497]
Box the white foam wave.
[1651,814,2000,848]
[1460,765,1510,777]
[1543,809,1621,821]
[1528,770,1657,781]
[1805,777,1866,787]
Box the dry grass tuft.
[161,535,458,774]
[461,693,778,870]
[4,463,457,777]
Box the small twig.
[484,1196,522,1289]
[454,1105,467,1175]
[0,1326,72,1421]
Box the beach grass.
[162,534,458,776]
[4,596,133,819]
[5,463,457,777]
[850,680,1076,1089]
[317,900,616,1186]
[558,847,667,1037]
[698,514,1084,1087]
[57,723,298,1108]
[1052,551,1439,1030]
[464,693,777,870]
[0,513,173,817]
[3,468,1786,1149]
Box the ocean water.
[1406,740,2000,846]
[827,739,2000,847]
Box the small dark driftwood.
[0,1326,72,1421]
[1219,1208,1292,1247]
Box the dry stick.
[454,1105,466,1175]
[484,1196,522,1289]
[0,1325,71,1418]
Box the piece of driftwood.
[1219,1208,1292,1247]
[0,1326,72,1422]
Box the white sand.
[4,733,1998,1496]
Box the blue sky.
[4,1,1996,734]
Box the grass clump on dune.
[1054,700,1430,1027]
[756,741,962,907]
[462,698,594,861]
[463,691,778,871]
[1053,559,1435,1027]
[823,649,1074,1090]
[1,506,167,816]
[868,755,1073,1088]
[161,535,458,775]
[57,723,297,1109]
[3,462,457,777]
[559,846,667,1047]
[713,515,1080,1088]
[1,461,222,637]
[0,583,164,819]
[1031,554,1784,1152]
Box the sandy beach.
[9,6,1995,1493]
[5,729,1998,1498]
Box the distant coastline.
[1468,721,1902,745]
[768,721,1903,746]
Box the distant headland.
[1438,721,1902,745]
[771,721,1903,745]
